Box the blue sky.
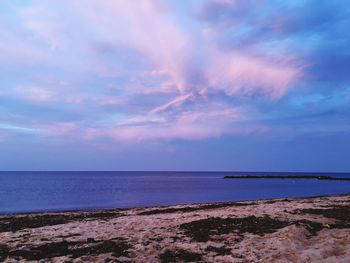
[0,0,349,171]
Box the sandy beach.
[1,194,350,262]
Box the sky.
[0,0,349,172]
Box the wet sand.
[1,194,350,262]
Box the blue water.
[0,171,350,214]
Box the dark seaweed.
[1,238,130,261]
[205,245,232,255]
[0,244,9,261]
[0,211,122,232]
[294,220,325,236]
[160,249,203,263]
[138,202,256,215]
[180,215,291,242]
[297,205,350,222]
[295,219,350,236]
[181,213,350,243]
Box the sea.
[1,171,350,214]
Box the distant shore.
[224,175,350,180]
[1,193,350,262]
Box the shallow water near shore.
[1,171,350,214]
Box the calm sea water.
[1,171,350,214]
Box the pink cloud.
[207,50,301,99]
[83,105,262,142]
[91,122,266,142]
[84,0,302,110]
[22,0,302,102]
[2,1,305,142]
[96,98,125,106]
[14,86,57,102]
[38,122,78,136]
[72,0,190,92]
[150,93,194,114]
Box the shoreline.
[1,193,350,262]
[2,192,350,216]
